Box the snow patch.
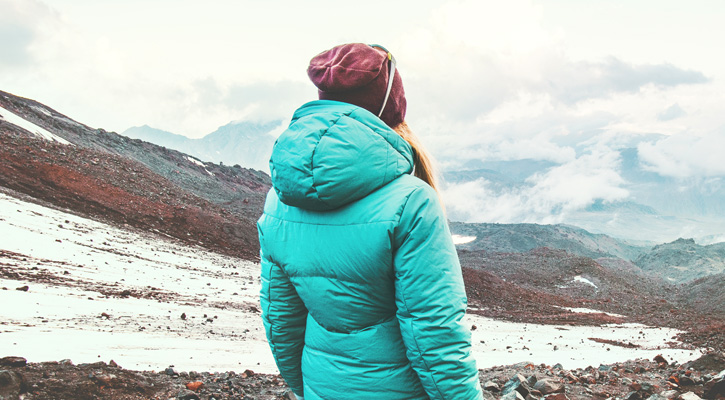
[573,275,598,288]
[0,105,72,145]
[452,234,477,245]
[555,306,626,318]
[186,156,205,167]
[186,156,213,175]
[467,313,699,370]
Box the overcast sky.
[2,0,724,229]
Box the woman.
[258,43,483,400]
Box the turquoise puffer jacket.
[258,100,483,400]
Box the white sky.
[2,1,724,212]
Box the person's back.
[257,44,483,400]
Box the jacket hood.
[270,100,414,211]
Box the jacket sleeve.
[259,220,308,397]
[393,186,483,400]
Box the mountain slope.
[1,89,270,260]
[450,221,648,261]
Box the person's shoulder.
[389,175,437,201]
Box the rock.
[0,370,26,399]
[624,391,642,400]
[680,375,696,386]
[679,392,702,400]
[654,355,668,365]
[186,381,204,391]
[181,313,187,320]
[534,378,565,395]
[704,375,725,399]
[544,394,570,400]
[502,374,530,397]
[165,367,177,376]
[108,360,119,368]
[15,285,29,292]
[176,389,200,400]
[482,391,496,400]
[659,390,679,399]
[501,390,525,400]
[640,382,655,394]
[0,357,27,367]
[483,380,500,392]
[644,395,668,400]
[683,353,725,372]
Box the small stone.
[181,313,187,320]
[658,390,679,399]
[483,380,500,392]
[544,394,570,400]
[15,286,29,292]
[623,391,641,400]
[534,378,564,395]
[186,381,204,391]
[165,367,177,376]
[653,354,667,365]
[678,392,702,400]
[501,390,525,400]
[176,389,200,400]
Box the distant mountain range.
[450,221,725,284]
[443,154,725,244]
[122,121,282,172]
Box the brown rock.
[0,357,27,367]
[186,381,204,391]
[0,370,27,398]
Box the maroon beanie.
[307,43,406,128]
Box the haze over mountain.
[440,144,725,244]
[124,113,725,245]
[123,120,282,172]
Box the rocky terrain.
[1,353,723,399]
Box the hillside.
[0,89,270,260]
[450,221,648,261]
[635,238,725,283]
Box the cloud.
[657,103,687,121]
[638,132,725,178]
[0,0,57,67]
[544,57,709,105]
[443,149,629,223]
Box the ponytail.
[392,121,442,197]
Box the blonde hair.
[392,121,441,195]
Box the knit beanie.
[307,43,406,128]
